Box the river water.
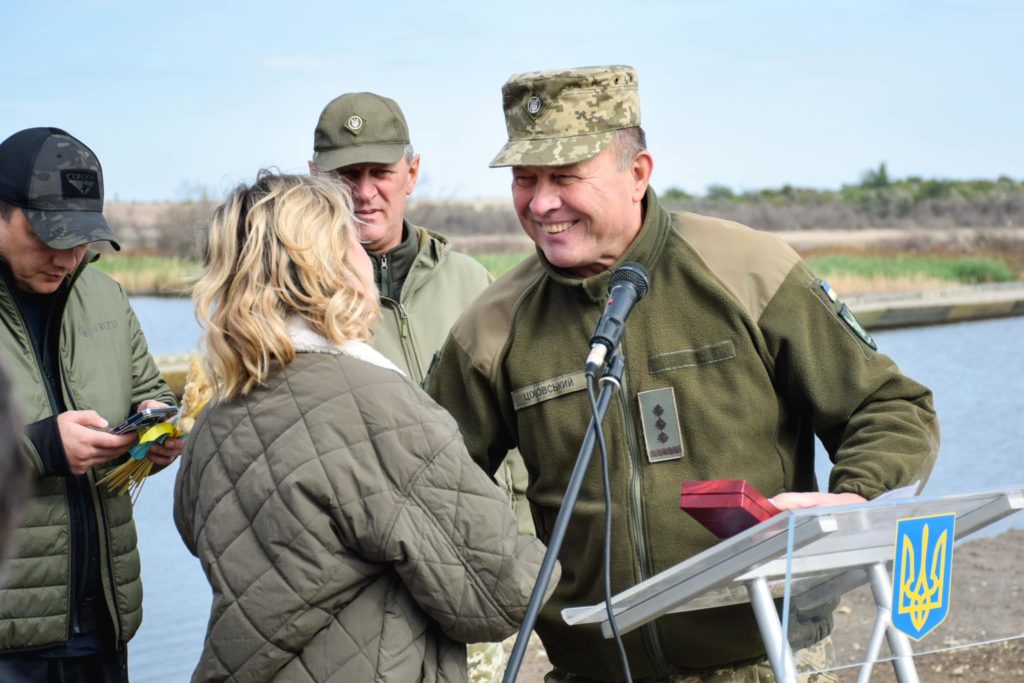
[126,298,1024,682]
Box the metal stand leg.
[855,604,891,683]
[866,563,921,683]
[747,577,798,683]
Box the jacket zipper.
[377,232,446,385]
[379,253,391,298]
[395,302,424,382]
[378,296,424,383]
[617,365,672,675]
[393,242,444,385]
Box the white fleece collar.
[287,316,405,376]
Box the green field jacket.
[373,223,492,384]
[426,189,940,679]
[0,255,174,651]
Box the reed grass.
[93,256,199,296]
[473,252,530,277]
[807,253,1014,291]
[96,252,1018,296]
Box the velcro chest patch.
[511,371,587,410]
[638,387,684,462]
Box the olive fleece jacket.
[426,189,939,679]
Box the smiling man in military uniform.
[426,65,940,682]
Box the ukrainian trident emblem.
[891,513,956,640]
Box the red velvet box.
[679,480,782,538]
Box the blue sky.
[2,1,1021,201]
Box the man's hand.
[137,399,185,467]
[57,410,138,476]
[769,491,867,511]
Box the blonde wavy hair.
[193,171,378,400]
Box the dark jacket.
[174,330,554,682]
[0,255,174,651]
[426,190,940,679]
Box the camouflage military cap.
[0,127,119,250]
[313,92,411,171]
[490,65,640,168]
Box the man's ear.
[307,160,318,176]
[405,154,421,196]
[630,150,654,202]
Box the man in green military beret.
[426,65,939,682]
[309,91,494,387]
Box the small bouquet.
[99,355,212,500]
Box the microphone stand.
[502,352,626,683]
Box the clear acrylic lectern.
[563,487,1024,682]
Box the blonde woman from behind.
[173,172,555,683]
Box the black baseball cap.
[0,127,120,250]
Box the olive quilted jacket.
[174,329,553,682]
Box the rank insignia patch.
[891,513,956,641]
[638,388,683,462]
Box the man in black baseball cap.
[0,127,119,248]
[0,127,181,683]
[0,127,121,295]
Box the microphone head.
[611,262,650,298]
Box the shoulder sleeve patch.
[818,280,878,350]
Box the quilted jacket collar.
[287,316,404,376]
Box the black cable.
[587,373,634,683]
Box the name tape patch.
[511,371,587,410]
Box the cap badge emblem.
[344,115,364,134]
[60,169,101,199]
[526,95,543,117]
[65,171,96,196]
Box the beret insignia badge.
[344,115,364,135]
[526,95,543,117]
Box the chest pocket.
[648,340,736,374]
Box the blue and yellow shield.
[891,513,956,640]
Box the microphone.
[585,262,650,376]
